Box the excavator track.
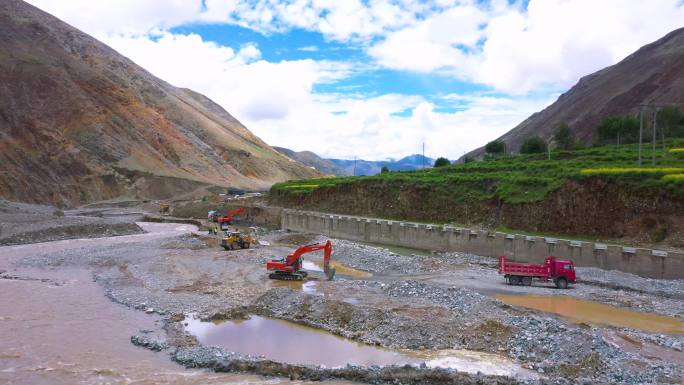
[268,272,304,281]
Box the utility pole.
[422,142,425,169]
[639,103,679,165]
[638,107,643,166]
[353,156,357,176]
[652,109,658,166]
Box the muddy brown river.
[0,223,356,385]
[497,294,684,334]
[184,315,539,379]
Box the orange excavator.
[209,207,247,230]
[266,240,336,281]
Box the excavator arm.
[218,207,247,223]
[267,240,335,280]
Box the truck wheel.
[221,245,229,251]
[509,276,521,285]
[243,242,250,249]
[555,278,568,289]
[522,276,532,286]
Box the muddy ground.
[1,201,683,385]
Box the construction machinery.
[208,207,247,230]
[159,202,170,216]
[221,230,256,250]
[266,240,336,281]
[498,255,576,289]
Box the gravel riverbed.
[3,213,683,385]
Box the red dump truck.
[498,256,576,289]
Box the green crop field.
[272,140,684,204]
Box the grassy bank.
[272,141,684,204]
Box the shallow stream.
[184,315,538,379]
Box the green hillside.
[272,141,684,204]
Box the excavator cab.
[217,207,247,230]
[266,240,335,281]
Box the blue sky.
[27,0,684,160]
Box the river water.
[184,315,539,379]
[497,294,684,334]
[0,223,356,385]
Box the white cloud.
[370,0,684,94]
[368,4,486,72]
[237,42,262,61]
[23,0,684,160]
[298,45,319,52]
[102,29,547,160]
[27,0,202,37]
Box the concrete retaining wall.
[281,209,684,280]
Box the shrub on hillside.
[554,123,575,150]
[434,157,450,167]
[485,140,505,154]
[595,116,640,145]
[658,107,684,139]
[520,136,547,154]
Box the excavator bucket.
[323,263,336,280]
[322,240,335,280]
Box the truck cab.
[546,256,576,285]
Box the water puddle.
[606,333,684,365]
[302,260,372,279]
[183,315,537,378]
[496,294,684,334]
[269,279,319,295]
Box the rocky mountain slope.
[0,0,319,206]
[467,27,684,158]
[273,147,347,176]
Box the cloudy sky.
[27,0,684,160]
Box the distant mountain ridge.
[328,154,435,176]
[273,148,434,176]
[0,0,319,206]
[466,27,684,159]
[272,147,347,176]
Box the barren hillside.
[0,0,319,206]
[467,27,684,158]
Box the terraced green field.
[272,141,684,204]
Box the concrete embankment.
[281,209,684,280]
